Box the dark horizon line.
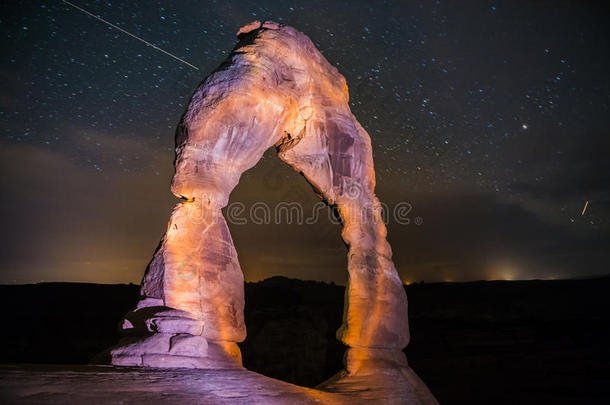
[2,273,609,288]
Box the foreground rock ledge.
[95,20,437,403]
[0,365,435,405]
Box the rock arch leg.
[278,110,436,403]
[98,81,292,369]
[278,111,409,373]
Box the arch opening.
[227,147,347,386]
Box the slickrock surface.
[0,364,430,405]
[98,20,436,403]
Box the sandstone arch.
[100,21,436,403]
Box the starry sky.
[1,0,609,284]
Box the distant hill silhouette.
[1,276,609,404]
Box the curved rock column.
[99,25,295,366]
[278,112,410,374]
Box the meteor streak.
[60,0,199,71]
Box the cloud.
[0,136,176,283]
[1,127,607,285]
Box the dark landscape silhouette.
[1,276,609,404]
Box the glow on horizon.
[487,260,520,281]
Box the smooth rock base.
[317,348,438,403]
[319,365,438,405]
[95,334,242,370]
[0,364,436,404]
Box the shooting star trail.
[60,0,199,71]
[582,200,589,216]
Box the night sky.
[1,0,609,284]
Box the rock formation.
[98,21,436,403]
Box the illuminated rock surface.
[97,20,436,403]
[0,365,434,405]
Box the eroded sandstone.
[98,20,436,403]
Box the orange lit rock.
[99,20,436,403]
